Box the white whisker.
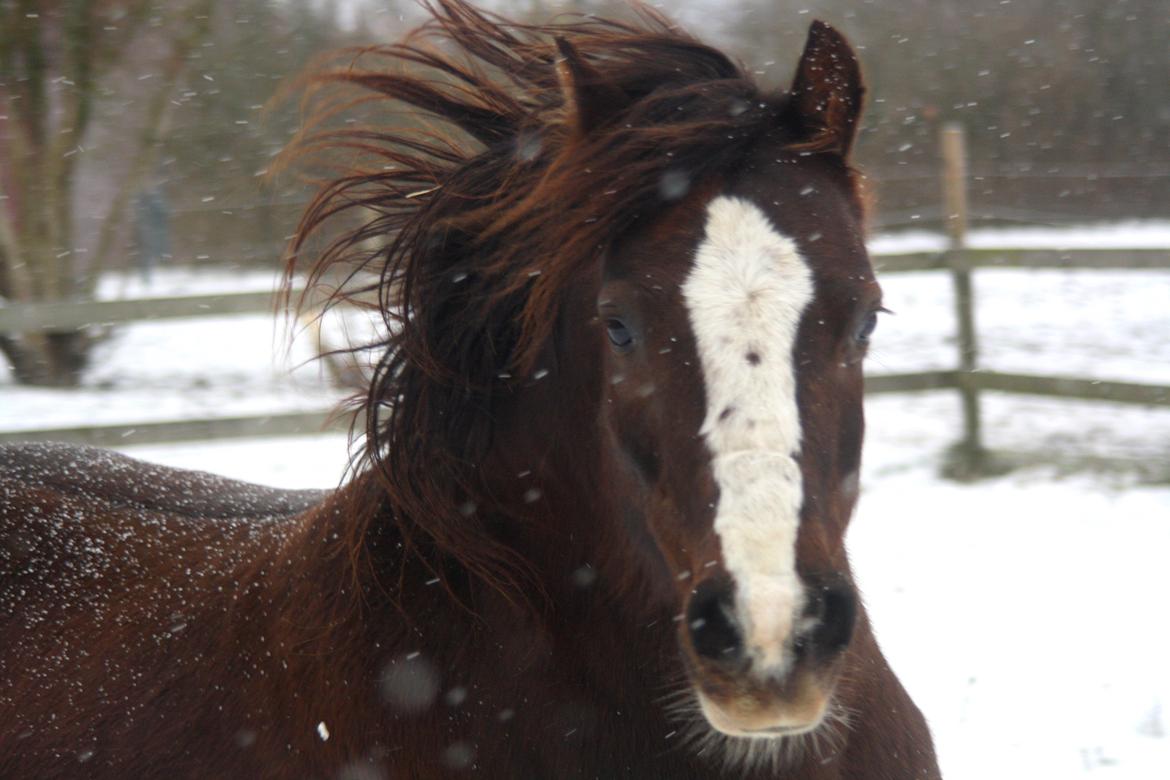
[659,688,852,773]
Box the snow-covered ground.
[858,395,1170,779]
[2,225,1169,777]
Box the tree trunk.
[0,0,215,387]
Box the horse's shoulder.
[0,441,327,520]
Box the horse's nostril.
[686,578,743,663]
[807,582,857,658]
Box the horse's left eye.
[854,312,878,344]
[606,319,634,350]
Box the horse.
[0,2,941,777]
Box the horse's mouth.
[744,724,816,737]
[695,686,830,739]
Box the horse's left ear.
[789,20,865,158]
[555,37,630,137]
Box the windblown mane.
[284,0,832,605]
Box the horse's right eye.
[854,311,878,344]
[606,319,634,351]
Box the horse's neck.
[249,359,684,712]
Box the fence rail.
[0,411,344,449]
[0,288,304,334]
[2,368,1164,450]
[867,370,1170,407]
[875,248,1170,273]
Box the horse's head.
[583,23,873,740]
[291,1,872,751]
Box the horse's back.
[0,442,329,776]
[0,441,325,519]
[0,440,326,617]
[0,441,324,608]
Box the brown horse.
[0,2,940,777]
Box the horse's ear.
[789,20,865,158]
[554,37,629,137]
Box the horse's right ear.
[554,37,630,137]
[789,20,865,158]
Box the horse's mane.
[284,0,821,608]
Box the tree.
[0,0,214,385]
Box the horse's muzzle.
[682,574,857,736]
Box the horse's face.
[598,139,876,738]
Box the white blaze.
[682,196,814,673]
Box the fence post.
[940,122,988,478]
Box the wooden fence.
[0,285,348,448]
[0,289,297,333]
[862,124,1170,477]
[2,123,1169,474]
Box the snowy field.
[2,225,1169,777]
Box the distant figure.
[133,186,170,283]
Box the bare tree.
[0,0,214,385]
